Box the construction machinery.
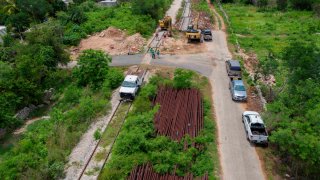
[185,16,203,43]
[159,16,172,31]
[159,16,172,37]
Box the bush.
[68,6,87,24]
[73,49,111,89]
[107,68,124,89]
[173,68,194,89]
[94,129,102,140]
[58,85,82,111]
[101,79,112,99]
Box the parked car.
[242,111,268,145]
[229,80,247,101]
[226,60,241,78]
[201,29,212,41]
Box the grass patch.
[100,102,131,148]
[221,4,320,58]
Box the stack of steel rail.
[128,164,208,180]
[153,86,204,141]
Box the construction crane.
[185,14,203,43]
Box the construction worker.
[150,48,155,59]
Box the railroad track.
[78,67,147,179]
[147,30,166,51]
[77,101,132,180]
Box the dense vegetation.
[219,2,320,178]
[99,69,218,179]
[226,5,319,57]
[0,0,173,131]
[220,0,320,11]
[0,21,69,130]
[0,50,124,179]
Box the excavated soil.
[159,33,207,55]
[70,27,146,60]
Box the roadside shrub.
[94,129,102,140]
[173,68,194,89]
[73,50,111,89]
[101,79,112,99]
[107,68,124,89]
[139,84,157,100]
[63,25,87,46]
[77,1,98,12]
[68,6,87,24]
[58,85,82,110]
[77,96,96,122]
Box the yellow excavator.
[159,16,172,36]
[185,15,203,43]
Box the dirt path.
[13,116,50,135]
[207,0,226,31]
[166,0,184,24]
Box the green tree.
[25,21,69,66]
[73,50,111,88]
[6,12,30,38]
[132,0,172,19]
[107,68,124,89]
[68,6,87,24]
[173,68,193,89]
[16,0,52,22]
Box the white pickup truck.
[242,111,268,145]
[119,69,145,100]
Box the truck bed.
[251,128,267,136]
[127,68,146,79]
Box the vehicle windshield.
[235,85,245,91]
[122,81,137,88]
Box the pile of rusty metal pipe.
[128,164,208,180]
[153,87,204,141]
